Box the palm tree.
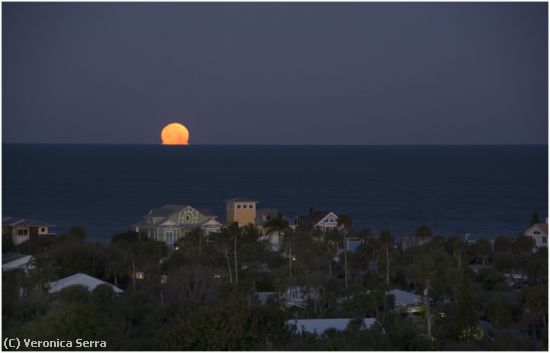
[452,237,467,271]
[226,222,241,284]
[415,225,432,245]
[187,228,204,255]
[264,212,291,276]
[379,229,392,286]
[241,223,259,243]
[214,228,233,283]
[324,239,337,279]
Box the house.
[49,273,123,294]
[388,289,424,313]
[295,208,340,232]
[135,204,222,246]
[287,318,376,335]
[2,253,34,272]
[2,216,56,245]
[225,198,289,251]
[283,286,320,308]
[249,291,279,306]
[523,222,548,249]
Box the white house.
[295,208,340,232]
[523,223,548,250]
[287,318,376,335]
[49,273,123,294]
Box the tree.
[226,222,241,284]
[451,237,467,271]
[241,223,259,243]
[264,213,291,277]
[337,214,353,230]
[415,225,432,244]
[186,228,205,256]
[63,226,87,241]
[493,236,512,253]
[486,294,511,328]
[523,285,548,331]
[454,273,477,341]
[513,235,535,255]
[475,238,492,266]
[214,228,234,283]
[379,229,392,286]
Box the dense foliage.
[2,223,547,350]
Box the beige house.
[225,198,258,226]
[225,198,289,251]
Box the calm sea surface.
[3,144,548,243]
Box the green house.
[135,204,222,246]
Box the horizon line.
[1,142,548,147]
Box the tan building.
[225,198,258,226]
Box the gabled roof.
[313,212,339,227]
[2,217,54,227]
[49,273,123,294]
[530,223,548,235]
[141,205,218,228]
[200,218,223,226]
[287,318,376,335]
[297,208,338,227]
[148,204,185,217]
[197,208,216,218]
[388,289,422,307]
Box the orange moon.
[161,123,189,145]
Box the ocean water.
[2,144,547,243]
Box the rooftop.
[2,216,54,227]
[49,273,123,294]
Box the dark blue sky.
[3,3,548,145]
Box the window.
[237,205,241,209]
[16,228,29,236]
[40,227,46,233]
[534,231,541,235]
[249,204,254,209]
[243,205,247,209]
[543,237,547,244]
